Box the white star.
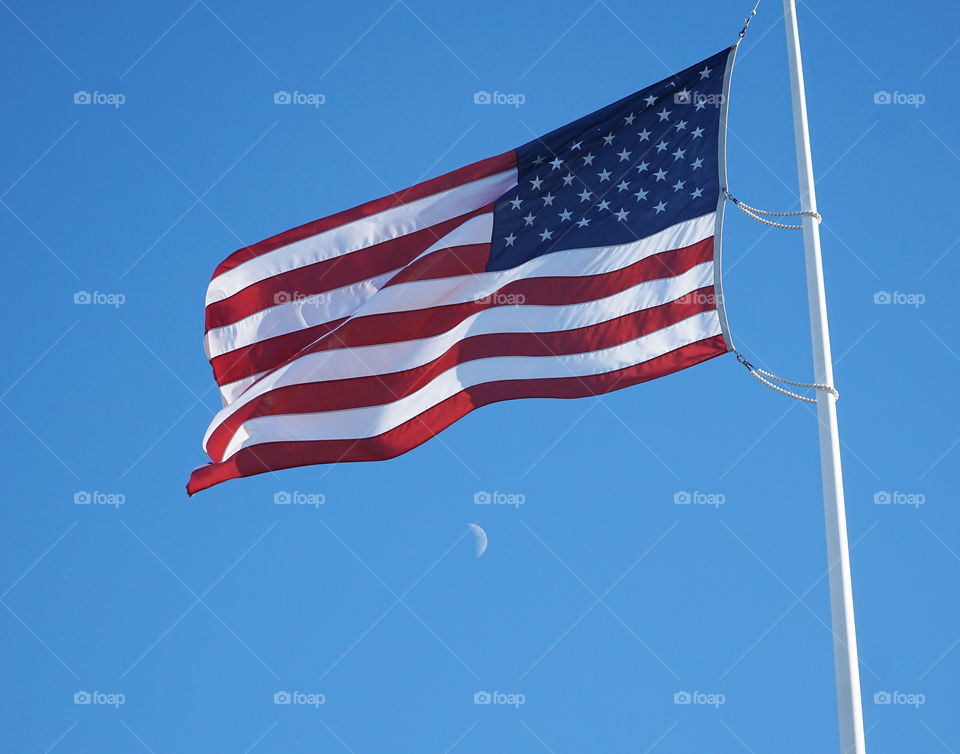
[602,132,615,146]
[672,147,686,160]
[644,95,656,107]
[597,199,611,211]
[656,140,668,152]
[690,187,703,199]
[624,112,635,125]
[530,176,543,190]
[597,168,611,182]
[691,158,703,169]
[504,232,517,246]
[509,197,522,210]
[582,152,595,166]
[654,168,667,181]
[657,107,671,121]
[675,120,687,131]
[635,160,649,173]
[695,99,706,111]
[673,179,685,191]
[676,88,690,103]
[577,188,592,202]
[542,192,555,206]
[634,188,648,201]
[576,217,590,228]
[571,140,583,150]
[558,208,572,221]
[637,128,651,141]
[533,155,546,166]
[539,228,553,241]
[617,148,631,161]
[615,209,629,222]
[699,65,712,79]
[654,201,667,213]
[616,180,630,192]
[561,172,575,186]
[692,127,704,139]
[523,212,535,226]
[549,157,563,170]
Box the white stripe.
[219,372,266,406]
[219,310,721,460]
[204,259,715,449]
[206,212,715,360]
[205,168,517,307]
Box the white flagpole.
[781,2,866,752]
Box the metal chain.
[738,2,760,39]
[736,352,838,404]
[723,189,822,230]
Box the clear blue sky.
[1,1,957,751]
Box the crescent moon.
[468,523,487,557]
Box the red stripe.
[187,334,727,494]
[205,291,719,461]
[209,237,714,387]
[211,151,515,279]
[381,244,490,287]
[205,206,493,332]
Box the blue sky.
[1,0,958,751]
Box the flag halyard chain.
[735,352,838,404]
[723,188,821,230]
[724,185,834,402]
[738,1,760,39]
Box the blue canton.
[488,47,733,272]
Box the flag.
[187,46,738,494]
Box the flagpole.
[781,2,866,752]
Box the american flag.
[188,46,737,494]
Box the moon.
[468,523,487,557]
